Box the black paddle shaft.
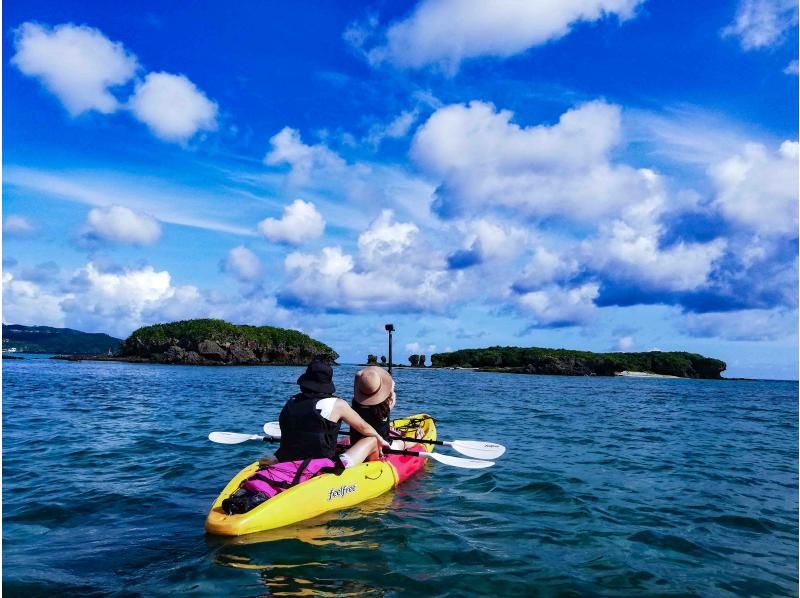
[335,428,443,447]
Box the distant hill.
[2,324,121,355]
[431,346,727,379]
[117,318,338,365]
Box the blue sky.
[3,0,798,379]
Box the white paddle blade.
[422,451,495,469]
[451,440,506,460]
[208,431,262,444]
[263,422,282,437]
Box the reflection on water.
[208,491,421,596]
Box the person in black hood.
[275,358,389,467]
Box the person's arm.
[331,399,390,447]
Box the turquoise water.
[3,359,797,596]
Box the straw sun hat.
[353,366,394,406]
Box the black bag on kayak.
[221,457,345,515]
[222,488,269,515]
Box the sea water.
[3,359,797,596]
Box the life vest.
[222,457,343,515]
[274,393,341,462]
[350,402,391,444]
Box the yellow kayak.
[205,414,436,536]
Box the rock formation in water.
[116,319,338,365]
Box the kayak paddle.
[208,431,278,445]
[210,430,492,469]
[262,422,505,460]
[383,447,494,469]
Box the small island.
[54,319,338,366]
[430,346,726,379]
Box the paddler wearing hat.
[275,358,390,468]
[351,366,410,457]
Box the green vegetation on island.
[117,319,338,365]
[2,324,121,355]
[430,346,726,379]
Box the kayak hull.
[205,414,436,536]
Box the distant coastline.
[430,346,727,380]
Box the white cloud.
[261,127,438,228]
[282,219,457,313]
[722,0,797,50]
[516,283,599,327]
[4,258,301,339]
[614,335,635,351]
[357,210,419,267]
[3,215,35,236]
[61,263,203,336]
[223,246,263,282]
[6,166,257,237]
[258,199,326,245]
[2,272,66,327]
[412,100,653,221]
[405,341,437,354]
[265,127,346,184]
[785,59,799,75]
[128,72,218,142]
[461,219,529,262]
[515,246,580,290]
[82,205,161,245]
[11,22,138,115]
[709,141,798,236]
[365,0,643,71]
[587,216,728,292]
[681,308,796,341]
[366,110,419,146]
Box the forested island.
[113,319,338,365]
[2,324,121,355]
[430,347,726,379]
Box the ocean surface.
[3,358,798,597]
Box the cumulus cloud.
[258,199,326,245]
[680,308,796,341]
[223,246,263,282]
[265,127,346,184]
[2,271,66,327]
[587,216,728,293]
[515,283,600,327]
[412,100,653,221]
[709,141,798,236]
[261,127,438,227]
[785,59,799,75]
[128,72,218,142]
[60,263,204,336]
[513,246,580,291]
[280,212,455,312]
[81,205,162,246]
[447,219,529,269]
[3,215,35,236]
[361,0,643,71]
[11,22,138,115]
[722,0,797,50]
[357,210,419,267]
[3,259,300,338]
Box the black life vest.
[275,393,341,461]
[349,402,391,444]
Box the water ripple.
[3,361,797,596]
